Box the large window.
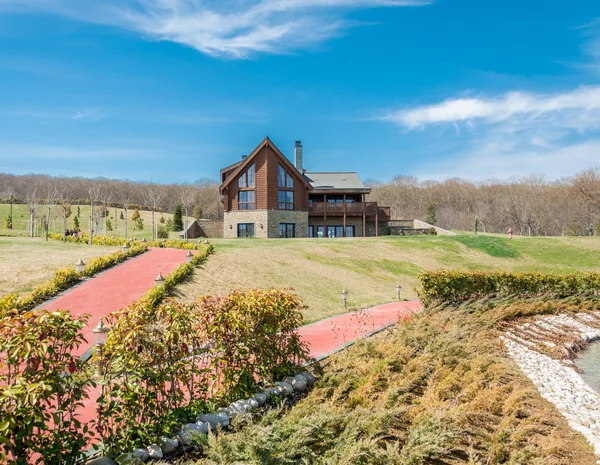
[278,190,294,210]
[237,223,255,238]
[311,225,354,238]
[278,164,294,188]
[238,190,255,210]
[238,163,255,188]
[278,223,296,238]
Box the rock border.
[500,312,600,462]
[87,371,317,465]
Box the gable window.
[278,164,294,188]
[278,190,294,210]
[238,190,255,210]
[238,163,255,188]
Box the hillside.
[189,295,600,465]
[175,234,600,322]
[0,203,193,240]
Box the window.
[309,225,314,238]
[326,226,345,238]
[346,226,355,237]
[317,226,325,238]
[238,163,255,188]
[237,223,255,238]
[278,164,294,188]
[238,190,255,210]
[278,190,294,210]
[278,223,296,238]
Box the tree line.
[367,168,600,236]
[2,168,600,237]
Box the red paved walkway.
[40,247,188,357]
[298,300,422,360]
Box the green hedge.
[417,269,600,306]
[140,244,214,308]
[0,243,148,315]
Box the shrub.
[157,224,169,239]
[3,216,10,230]
[97,288,307,454]
[0,309,95,465]
[417,269,600,306]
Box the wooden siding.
[225,145,309,212]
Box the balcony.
[309,202,390,219]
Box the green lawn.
[175,234,600,322]
[0,237,118,297]
[0,203,193,240]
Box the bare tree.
[178,184,197,241]
[26,186,38,237]
[58,182,78,242]
[86,181,102,245]
[41,186,59,241]
[143,184,166,241]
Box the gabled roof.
[219,136,312,192]
[220,160,243,177]
[303,172,371,193]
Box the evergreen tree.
[173,205,183,231]
[425,204,437,225]
[73,216,80,230]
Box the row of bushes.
[417,269,600,306]
[49,232,202,250]
[140,243,213,308]
[0,243,148,316]
[0,289,307,464]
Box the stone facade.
[224,210,308,238]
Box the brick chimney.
[294,141,303,171]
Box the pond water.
[576,342,600,394]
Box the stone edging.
[87,371,317,465]
[500,312,600,462]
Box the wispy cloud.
[381,86,600,131]
[380,85,600,180]
[72,107,102,121]
[0,0,430,58]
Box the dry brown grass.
[0,236,118,297]
[174,235,600,323]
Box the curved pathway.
[299,300,422,361]
[39,247,189,357]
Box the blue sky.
[0,0,599,183]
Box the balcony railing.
[309,202,390,218]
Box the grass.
[0,203,193,240]
[0,236,118,297]
[175,234,600,323]
[182,295,600,465]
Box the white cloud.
[0,0,430,58]
[382,86,600,130]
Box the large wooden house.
[220,137,391,238]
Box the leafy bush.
[0,309,95,465]
[157,224,169,239]
[97,288,307,454]
[417,269,600,306]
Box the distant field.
[175,234,600,322]
[0,237,118,297]
[0,203,193,240]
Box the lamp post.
[341,289,348,309]
[9,194,13,229]
[396,284,401,301]
[155,271,165,287]
[92,318,110,346]
[75,258,86,273]
[185,250,193,263]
